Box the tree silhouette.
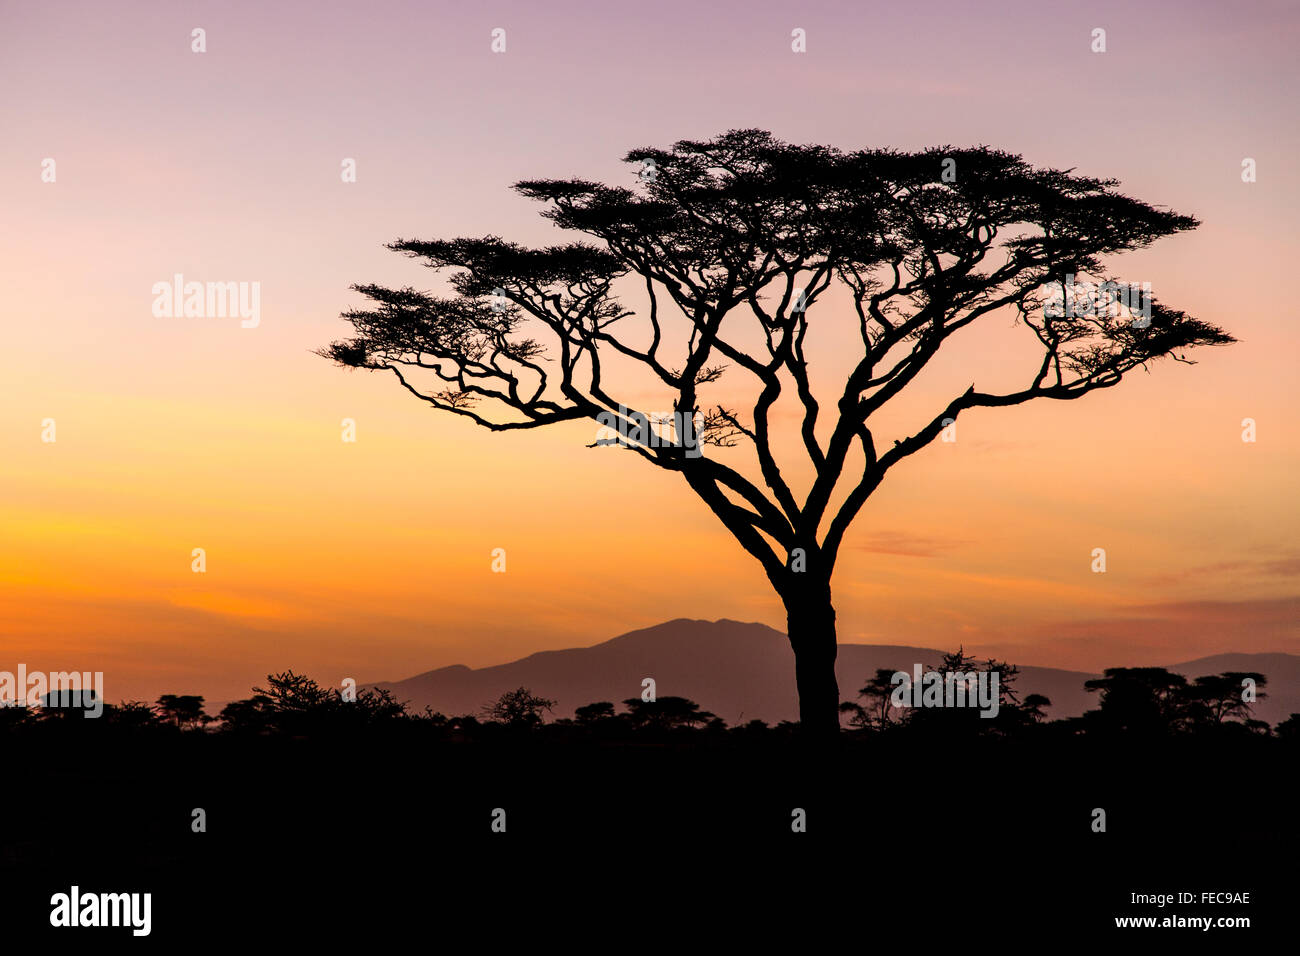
[1020,693,1051,725]
[621,696,716,730]
[155,694,209,730]
[574,701,617,724]
[1083,667,1189,734]
[483,687,555,728]
[104,700,161,729]
[1185,671,1267,727]
[218,695,274,733]
[323,130,1235,733]
[1276,714,1300,739]
[901,648,1025,734]
[256,671,332,713]
[840,667,902,730]
[1080,668,1275,737]
[218,672,406,734]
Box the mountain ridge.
[368,619,1299,726]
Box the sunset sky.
[2,0,1296,705]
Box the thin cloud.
[853,531,967,558]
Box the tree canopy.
[323,130,1234,731]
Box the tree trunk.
[784,581,841,736]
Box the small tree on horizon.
[621,695,716,730]
[483,687,556,728]
[1083,667,1190,733]
[841,667,903,731]
[574,701,617,724]
[323,130,1234,734]
[155,694,209,730]
[1185,672,1268,726]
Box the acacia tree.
[155,693,209,730]
[322,130,1233,734]
[483,687,555,728]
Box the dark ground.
[0,729,1289,944]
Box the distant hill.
[369,619,1299,727]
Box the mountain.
[369,619,1299,726]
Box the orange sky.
[1,0,1296,704]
